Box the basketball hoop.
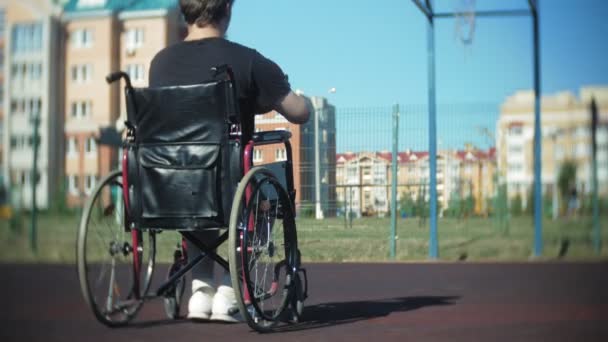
[454,0,476,57]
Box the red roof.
[337,148,495,164]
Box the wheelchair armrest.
[252,130,292,145]
[97,126,123,147]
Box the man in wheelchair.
[149,0,310,323]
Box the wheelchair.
[76,66,308,333]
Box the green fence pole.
[390,104,400,259]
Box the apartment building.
[254,96,337,216]
[497,87,608,206]
[62,0,182,206]
[0,8,5,179]
[2,0,64,209]
[336,147,496,217]
[452,147,496,214]
[336,151,391,217]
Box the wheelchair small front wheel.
[77,170,156,327]
[163,245,186,320]
[228,166,299,332]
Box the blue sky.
[228,0,608,151]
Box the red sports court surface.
[1,262,607,341]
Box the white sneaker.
[211,285,243,323]
[187,280,215,320]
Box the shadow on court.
[274,295,459,333]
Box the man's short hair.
[179,0,234,27]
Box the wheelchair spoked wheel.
[77,170,156,327]
[229,166,299,332]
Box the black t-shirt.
[149,37,291,142]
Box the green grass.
[1,211,607,263]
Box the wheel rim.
[77,171,155,326]
[241,174,295,323]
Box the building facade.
[2,0,64,209]
[0,7,5,180]
[62,0,182,206]
[336,152,391,217]
[336,147,496,218]
[497,87,608,207]
[254,96,337,216]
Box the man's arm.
[275,91,311,124]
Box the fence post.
[390,104,400,259]
[531,1,543,257]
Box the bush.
[299,204,315,218]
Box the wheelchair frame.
[76,67,307,332]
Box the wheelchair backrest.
[125,80,242,230]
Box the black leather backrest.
[123,79,241,230]
[128,81,231,143]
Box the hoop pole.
[426,2,439,259]
[531,1,543,257]
[434,9,530,19]
[412,0,432,20]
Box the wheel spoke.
[106,258,116,312]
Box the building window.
[22,172,31,186]
[11,23,43,53]
[508,144,523,154]
[78,0,107,7]
[125,28,145,50]
[275,148,287,161]
[555,145,565,160]
[72,28,94,48]
[575,143,590,158]
[71,101,92,119]
[373,164,385,177]
[126,64,145,82]
[509,126,523,136]
[68,175,80,195]
[29,99,42,116]
[10,135,27,150]
[85,137,97,156]
[67,137,79,157]
[85,175,96,195]
[575,126,589,138]
[508,163,523,173]
[71,64,93,83]
[253,149,263,162]
[347,166,357,179]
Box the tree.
[557,160,577,212]
[399,191,416,218]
